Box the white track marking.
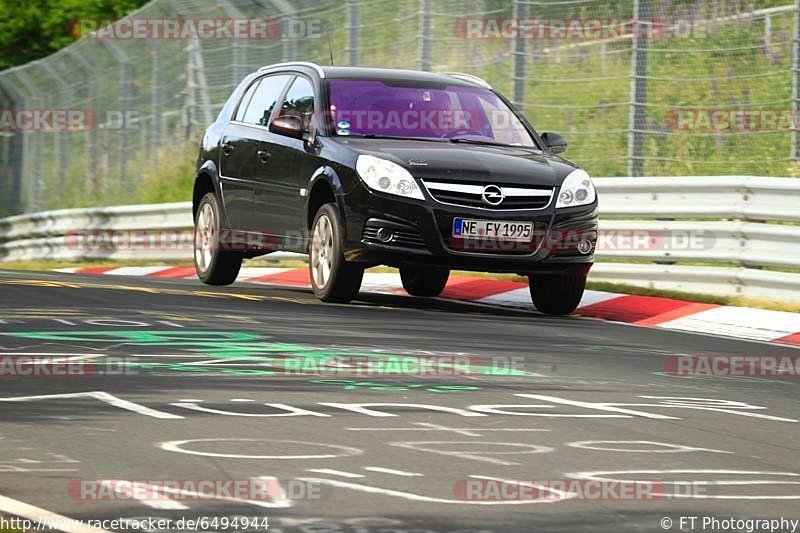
[298,477,571,505]
[567,470,800,500]
[345,422,550,437]
[0,353,101,358]
[567,440,732,454]
[99,480,188,510]
[0,453,79,473]
[635,396,799,423]
[102,267,174,277]
[0,494,112,533]
[513,394,679,419]
[318,403,487,417]
[108,478,291,509]
[171,402,330,417]
[364,467,423,477]
[306,469,364,478]
[0,391,183,419]
[470,475,579,503]
[389,441,553,466]
[160,438,363,460]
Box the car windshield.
[326,79,537,147]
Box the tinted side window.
[276,77,315,130]
[218,78,251,123]
[234,79,261,122]
[241,74,291,126]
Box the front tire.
[309,203,364,303]
[400,266,450,297]
[529,271,587,316]
[194,192,242,286]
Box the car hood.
[334,137,577,187]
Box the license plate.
[452,218,533,242]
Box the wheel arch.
[305,166,346,230]
[193,160,223,221]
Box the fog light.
[376,228,395,243]
[577,239,593,255]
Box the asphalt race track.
[1,268,799,533]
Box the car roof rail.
[258,61,326,78]
[444,72,492,89]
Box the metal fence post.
[346,0,361,66]
[40,62,70,194]
[512,0,527,106]
[792,0,800,160]
[151,41,164,155]
[219,1,248,86]
[267,0,298,62]
[417,0,432,71]
[100,40,132,196]
[67,48,100,198]
[186,41,213,132]
[627,0,652,177]
[0,78,24,214]
[13,70,42,211]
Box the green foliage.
[0,0,148,69]
[134,137,197,204]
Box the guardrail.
[2,176,799,303]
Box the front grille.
[423,180,553,210]
[362,224,426,247]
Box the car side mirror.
[541,132,567,154]
[269,116,305,139]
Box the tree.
[0,0,148,70]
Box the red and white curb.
[57,266,800,348]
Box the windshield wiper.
[349,134,444,142]
[448,137,524,148]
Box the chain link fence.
[0,0,798,216]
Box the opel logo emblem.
[481,185,505,206]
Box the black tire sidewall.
[400,266,450,297]
[194,193,221,283]
[194,192,242,285]
[529,272,587,315]
[309,203,363,301]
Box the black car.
[193,62,598,315]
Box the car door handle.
[221,141,234,155]
[257,150,271,163]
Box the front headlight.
[556,169,596,208]
[356,155,424,200]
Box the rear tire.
[529,271,587,316]
[194,192,242,286]
[400,266,450,297]
[309,203,364,303]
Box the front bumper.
[342,185,598,274]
